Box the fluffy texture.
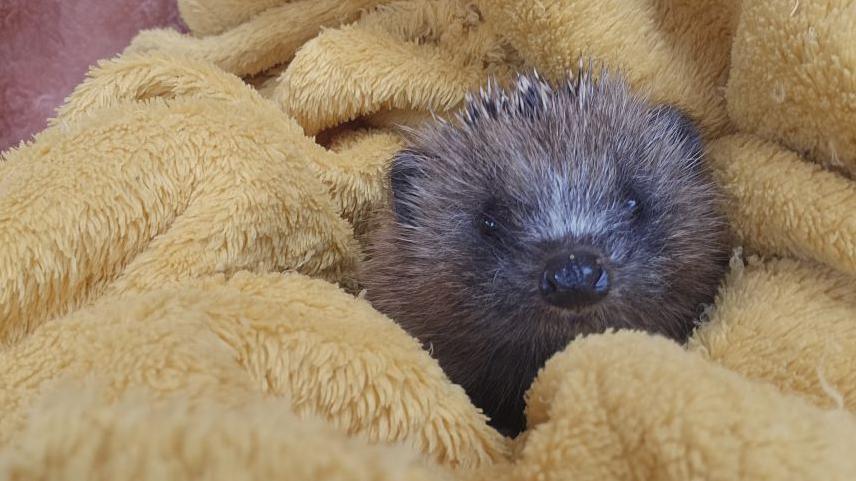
[126,0,390,77]
[0,273,507,468]
[272,0,514,136]
[0,386,447,481]
[474,0,741,138]
[361,69,730,435]
[726,0,856,176]
[706,134,856,276]
[0,0,855,480]
[689,256,856,412]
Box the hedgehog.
[359,65,732,437]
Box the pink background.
[0,1,186,152]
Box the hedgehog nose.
[540,251,609,308]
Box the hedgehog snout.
[539,248,610,309]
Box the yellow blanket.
[2,1,855,479]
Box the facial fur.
[360,66,731,436]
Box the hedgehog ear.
[389,149,425,225]
[650,104,704,160]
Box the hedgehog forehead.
[416,129,627,225]
[403,69,699,225]
[457,74,652,160]
[411,100,639,206]
[460,68,642,125]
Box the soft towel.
[1,1,855,479]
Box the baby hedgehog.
[360,67,731,436]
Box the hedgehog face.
[361,68,731,436]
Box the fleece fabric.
[1,1,855,480]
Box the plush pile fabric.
[1,1,854,479]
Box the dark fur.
[360,66,731,436]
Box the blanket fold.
[2,0,855,480]
[1,273,509,468]
[726,0,856,176]
[127,0,389,78]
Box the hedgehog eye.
[479,214,499,237]
[625,198,641,218]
